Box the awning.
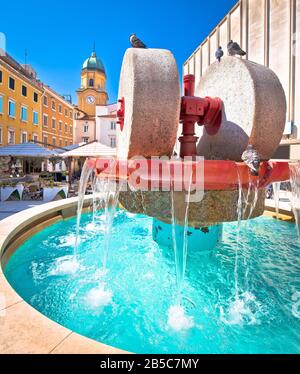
[61,141,116,158]
[0,142,60,158]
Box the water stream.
[168,171,194,331]
[273,182,281,219]
[220,169,260,325]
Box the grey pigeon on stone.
[130,34,147,49]
[242,145,261,176]
[227,40,246,57]
[215,46,224,62]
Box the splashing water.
[75,160,94,256]
[86,283,113,308]
[82,160,123,307]
[223,168,260,325]
[289,163,300,238]
[168,171,194,331]
[273,182,281,219]
[167,305,194,332]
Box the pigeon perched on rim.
[215,46,224,62]
[242,145,261,177]
[130,34,147,49]
[227,40,247,57]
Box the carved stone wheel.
[196,56,286,161]
[117,48,181,159]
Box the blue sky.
[1,0,237,104]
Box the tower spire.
[92,41,96,57]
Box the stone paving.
[0,201,45,220]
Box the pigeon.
[227,40,247,57]
[130,34,147,49]
[215,46,224,62]
[242,145,261,177]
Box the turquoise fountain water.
[4,208,300,353]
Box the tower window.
[88,78,94,87]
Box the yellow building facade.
[0,55,43,146]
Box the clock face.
[86,95,95,104]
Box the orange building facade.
[41,86,74,148]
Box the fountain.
[82,49,293,330]
[2,48,300,354]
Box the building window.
[59,104,62,113]
[33,134,38,143]
[110,121,116,130]
[33,111,38,125]
[43,136,48,145]
[83,124,89,133]
[43,95,48,106]
[8,130,15,144]
[8,100,16,117]
[88,78,94,87]
[65,108,68,117]
[0,70,2,83]
[52,118,56,129]
[43,114,48,127]
[83,137,89,143]
[70,126,73,135]
[33,92,38,103]
[0,95,3,113]
[110,137,116,148]
[21,106,28,121]
[9,77,15,90]
[59,139,62,147]
[22,85,27,97]
[52,137,56,146]
[0,127,2,144]
[59,120,62,131]
[65,123,68,132]
[52,100,56,111]
[65,140,68,146]
[21,132,27,143]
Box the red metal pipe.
[179,74,223,158]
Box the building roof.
[0,142,60,158]
[53,144,81,154]
[0,53,43,91]
[82,51,105,73]
[61,141,116,157]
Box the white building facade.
[95,103,117,148]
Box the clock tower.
[77,49,108,116]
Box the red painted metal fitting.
[200,96,223,136]
[117,97,125,131]
[179,74,223,157]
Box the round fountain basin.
[152,219,223,253]
[3,209,300,354]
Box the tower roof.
[82,50,105,73]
